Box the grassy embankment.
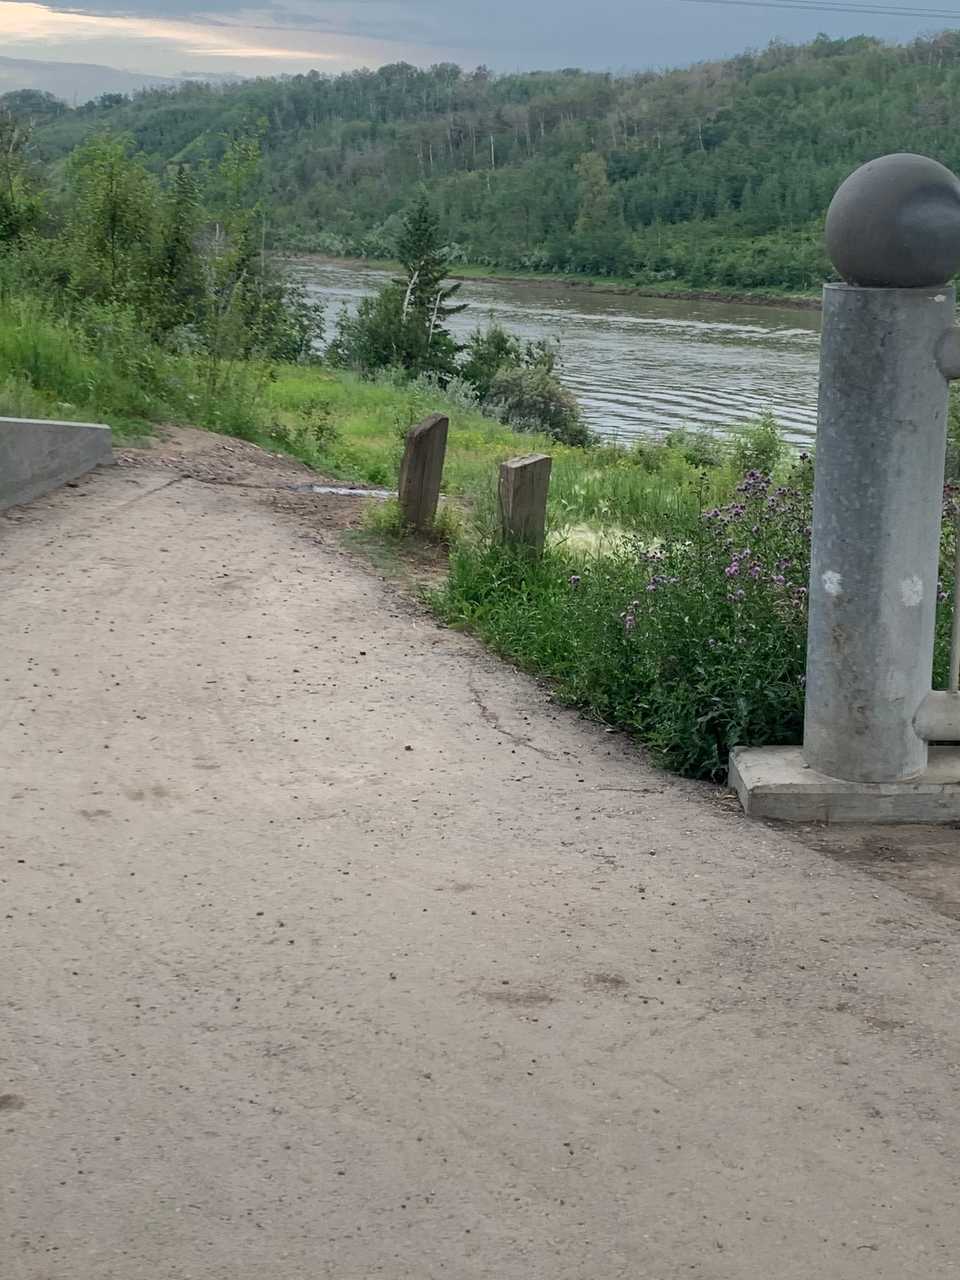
[0,292,742,536]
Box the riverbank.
[260,366,753,533]
[284,253,824,311]
[0,294,775,532]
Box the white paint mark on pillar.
[900,576,924,607]
[822,570,843,596]
[935,294,948,304]
[886,668,910,701]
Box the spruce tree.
[393,191,465,377]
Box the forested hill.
[12,30,960,292]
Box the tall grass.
[0,294,267,438]
[0,281,789,545]
[434,458,959,780]
[260,368,761,533]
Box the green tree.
[64,135,157,301]
[574,151,616,238]
[571,151,631,275]
[0,108,41,246]
[394,191,465,375]
[156,163,203,331]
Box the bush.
[242,277,324,363]
[460,323,524,400]
[660,427,727,470]
[327,285,458,380]
[730,412,786,476]
[435,458,815,779]
[487,364,591,446]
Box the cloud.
[0,0,473,73]
[0,0,946,77]
[0,2,329,57]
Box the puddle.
[290,483,396,499]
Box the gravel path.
[3,436,960,1279]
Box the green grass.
[260,366,758,535]
[0,293,272,440]
[0,289,784,541]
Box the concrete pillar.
[731,153,960,821]
[803,285,953,782]
[499,454,552,553]
[397,413,448,531]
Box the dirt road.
[3,433,960,1279]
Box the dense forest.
[8,30,960,290]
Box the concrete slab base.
[730,745,960,823]
[0,415,113,512]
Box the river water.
[292,259,822,447]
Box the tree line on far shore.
[10,30,960,291]
[0,120,586,442]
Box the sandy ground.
[3,430,960,1280]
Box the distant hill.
[0,55,179,104]
[15,31,960,291]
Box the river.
[291,259,822,447]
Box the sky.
[0,0,958,80]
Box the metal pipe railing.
[950,513,960,695]
[914,514,960,742]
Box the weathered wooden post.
[499,454,552,554]
[731,153,960,822]
[398,413,448,531]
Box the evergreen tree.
[394,191,466,375]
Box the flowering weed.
[436,454,957,781]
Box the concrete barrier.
[0,416,113,512]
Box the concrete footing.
[730,745,960,823]
[0,416,113,512]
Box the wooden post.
[397,413,448,531]
[498,454,552,554]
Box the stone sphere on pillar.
[825,152,960,288]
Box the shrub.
[730,411,786,476]
[460,323,524,400]
[327,285,458,381]
[660,427,726,470]
[487,365,591,446]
